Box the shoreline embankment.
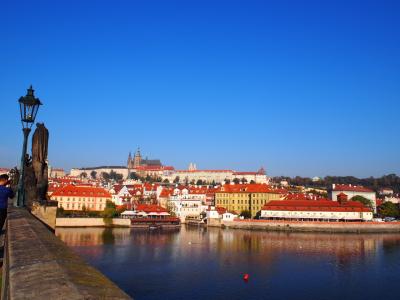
[56,217,131,227]
[55,217,400,233]
[221,219,400,233]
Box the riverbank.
[221,219,400,233]
[56,217,131,227]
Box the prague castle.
[127,148,162,169]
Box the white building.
[261,199,373,221]
[51,185,111,211]
[163,167,269,185]
[222,212,238,221]
[168,198,204,222]
[329,184,377,212]
[70,166,129,179]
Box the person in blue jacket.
[0,174,14,230]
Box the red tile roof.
[262,199,371,212]
[176,170,233,173]
[233,172,257,175]
[284,193,322,201]
[135,204,168,213]
[159,188,173,198]
[332,184,374,193]
[134,166,174,171]
[217,184,278,193]
[51,185,112,198]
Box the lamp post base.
[16,128,31,207]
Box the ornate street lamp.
[17,86,42,207]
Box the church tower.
[127,152,132,168]
[133,148,142,168]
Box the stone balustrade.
[1,207,132,299]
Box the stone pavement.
[2,207,132,300]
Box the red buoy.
[243,273,249,281]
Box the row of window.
[53,197,107,202]
[264,211,360,216]
[59,203,104,210]
[217,193,276,197]
[217,199,266,205]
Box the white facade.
[222,212,238,221]
[168,198,204,222]
[260,209,373,221]
[206,209,221,220]
[111,186,132,206]
[163,169,269,184]
[384,196,400,204]
[70,167,129,179]
[328,184,376,213]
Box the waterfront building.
[124,204,180,228]
[168,197,204,222]
[51,185,111,211]
[215,184,283,217]
[206,206,224,220]
[222,211,238,221]
[328,184,377,212]
[260,198,373,221]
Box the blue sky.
[1,0,399,177]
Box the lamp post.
[17,86,42,207]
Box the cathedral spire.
[127,151,132,168]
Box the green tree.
[102,201,118,219]
[351,195,374,210]
[190,179,196,185]
[129,172,139,180]
[250,180,256,184]
[102,172,110,181]
[378,202,400,218]
[109,170,123,181]
[163,178,170,184]
[233,178,240,184]
[90,170,97,179]
[240,210,252,219]
[173,176,180,184]
[196,179,204,185]
[80,172,87,179]
[57,206,65,217]
[241,178,248,184]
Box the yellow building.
[215,184,282,217]
[51,185,111,211]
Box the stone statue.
[24,154,37,208]
[8,167,19,188]
[31,123,49,203]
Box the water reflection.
[56,226,400,300]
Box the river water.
[56,226,400,300]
